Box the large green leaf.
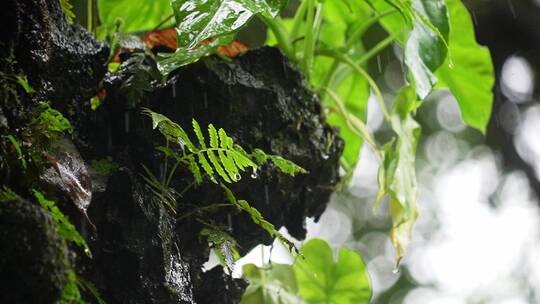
[371,0,450,99]
[172,0,287,50]
[405,0,450,98]
[97,0,173,33]
[435,0,494,133]
[376,86,420,264]
[310,2,372,169]
[241,263,303,304]
[156,34,234,76]
[293,239,371,304]
[319,0,372,47]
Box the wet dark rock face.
[87,168,194,303]
[152,47,344,248]
[80,47,343,303]
[0,198,70,304]
[7,0,108,113]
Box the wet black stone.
[0,198,70,304]
[150,47,343,248]
[8,0,109,113]
[87,168,194,304]
[193,267,248,304]
[79,46,342,303]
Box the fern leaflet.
[144,109,304,185]
[32,189,91,257]
[221,184,297,253]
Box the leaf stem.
[290,0,308,51]
[317,33,397,95]
[345,9,398,50]
[320,87,382,161]
[87,0,92,33]
[301,0,316,75]
[177,204,231,221]
[318,50,391,121]
[262,15,295,60]
[152,14,175,32]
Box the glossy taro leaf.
[405,0,451,99]
[172,0,288,50]
[293,239,372,304]
[158,0,287,74]
[435,0,494,133]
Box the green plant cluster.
[143,109,304,254]
[32,190,91,257]
[0,71,100,302]
[62,0,496,301]
[95,0,494,269]
[242,239,371,304]
[61,271,105,304]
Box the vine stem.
[177,204,231,221]
[152,14,175,32]
[317,9,398,100]
[320,87,382,161]
[261,15,295,60]
[318,50,391,122]
[301,0,316,75]
[87,0,92,33]
[318,33,397,98]
[290,0,308,51]
[345,9,398,50]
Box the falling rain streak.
[508,0,516,18]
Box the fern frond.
[187,155,202,184]
[208,124,219,148]
[231,145,257,172]
[0,186,18,203]
[143,108,195,151]
[207,149,231,183]
[197,153,217,183]
[200,226,240,270]
[59,0,75,24]
[32,189,91,256]
[192,119,207,149]
[144,109,306,185]
[218,149,239,181]
[140,165,177,213]
[252,149,307,176]
[268,155,307,176]
[221,184,297,253]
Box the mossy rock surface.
[0,199,70,303]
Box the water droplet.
[322,154,329,160]
[234,174,241,181]
[84,248,93,258]
[250,169,258,179]
[448,61,455,69]
[392,267,400,274]
[507,0,516,18]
